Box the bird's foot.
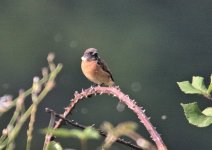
[91,83,103,87]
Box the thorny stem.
[203,95,212,101]
[44,86,167,150]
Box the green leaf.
[47,141,63,150]
[202,107,212,116]
[115,121,137,136]
[177,76,208,95]
[101,122,113,132]
[192,76,207,93]
[83,127,100,139]
[181,102,212,127]
[101,121,138,149]
[177,81,202,94]
[41,127,100,140]
[207,74,212,94]
[42,128,82,138]
[101,121,137,138]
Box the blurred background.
[0,0,211,149]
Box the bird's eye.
[93,53,98,57]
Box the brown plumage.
[81,48,114,86]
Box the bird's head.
[81,48,99,61]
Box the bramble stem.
[203,95,212,101]
[44,86,167,150]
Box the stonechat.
[81,48,115,86]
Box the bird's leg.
[92,83,101,87]
[87,94,92,98]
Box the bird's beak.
[81,56,87,61]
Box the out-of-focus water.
[0,0,211,149]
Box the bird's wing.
[97,58,114,81]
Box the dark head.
[81,48,99,61]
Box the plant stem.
[81,139,87,150]
[45,108,143,150]
[6,104,33,150]
[51,86,167,150]
[0,95,23,147]
[26,95,38,150]
[4,64,62,150]
[45,86,167,150]
[0,76,49,118]
[203,95,212,101]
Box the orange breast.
[81,60,114,86]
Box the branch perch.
[44,86,167,150]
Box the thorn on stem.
[115,86,120,90]
[64,107,69,111]
[74,91,79,96]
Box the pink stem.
[203,95,212,101]
[44,86,167,150]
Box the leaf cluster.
[177,75,212,127]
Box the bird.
[81,48,115,86]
